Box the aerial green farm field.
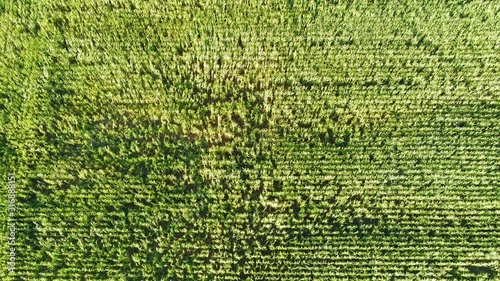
[0,0,499,280]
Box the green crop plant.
[1,0,499,280]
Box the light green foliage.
[0,0,499,280]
